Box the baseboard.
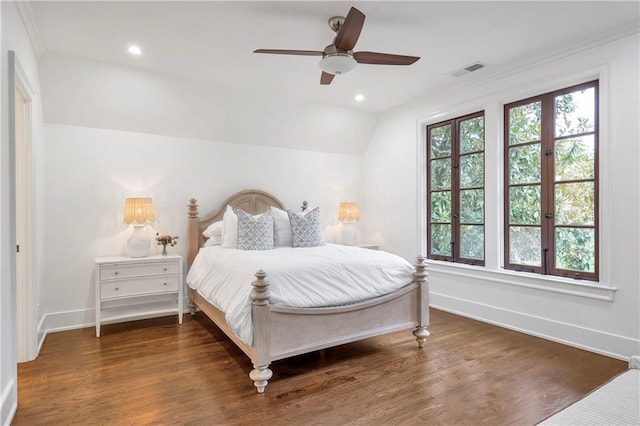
[43,308,96,333]
[42,305,192,334]
[431,292,640,361]
[1,378,17,426]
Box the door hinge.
[16,244,20,253]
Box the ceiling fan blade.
[334,7,365,51]
[320,71,335,85]
[354,51,420,65]
[254,49,324,56]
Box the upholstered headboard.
[186,190,285,266]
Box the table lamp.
[338,201,360,245]
[124,197,155,257]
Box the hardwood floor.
[14,309,626,425]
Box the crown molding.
[15,1,46,57]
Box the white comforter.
[186,244,415,345]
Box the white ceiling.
[30,1,640,114]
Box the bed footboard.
[247,256,429,393]
[412,255,430,347]
[250,270,273,393]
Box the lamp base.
[341,222,357,246]
[127,224,151,257]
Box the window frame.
[426,111,485,266]
[503,80,599,281]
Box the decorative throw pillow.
[237,209,274,251]
[221,205,238,248]
[202,220,223,238]
[287,207,324,248]
[271,206,293,247]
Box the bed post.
[187,198,199,315]
[250,270,273,393]
[412,255,430,348]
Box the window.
[504,80,598,281]
[427,112,485,265]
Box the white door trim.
[11,51,37,362]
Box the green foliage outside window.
[555,228,595,272]
[431,224,451,256]
[509,102,541,145]
[460,117,484,153]
[460,154,484,188]
[430,124,451,158]
[430,191,451,222]
[428,113,484,263]
[460,189,484,223]
[507,84,597,276]
[431,158,451,190]
[460,225,484,260]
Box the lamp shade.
[123,197,155,224]
[338,202,360,222]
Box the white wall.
[1,1,43,424]
[363,33,640,360]
[42,123,363,330]
[39,52,376,156]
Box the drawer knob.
[114,272,119,275]
[163,282,167,286]
[163,268,167,271]
[114,287,119,291]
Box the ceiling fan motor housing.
[328,16,346,32]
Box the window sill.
[425,260,616,301]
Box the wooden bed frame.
[186,189,429,393]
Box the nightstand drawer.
[100,261,179,280]
[101,275,179,299]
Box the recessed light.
[128,45,142,56]
[355,94,364,102]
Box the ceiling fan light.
[319,54,357,75]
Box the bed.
[186,189,429,393]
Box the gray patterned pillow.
[237,209,274,250]
[287,207,324,248]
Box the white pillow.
[203,235,222,247]
[202,220,223,238]
[221,205,238,248]
[271,206,293,247]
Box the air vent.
[449,62,487,77]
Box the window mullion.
[452,119,460,262]
[542,93,557,276]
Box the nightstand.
[94,254,183,337]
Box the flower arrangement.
[156,233,178,255]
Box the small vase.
[161,245,168,256]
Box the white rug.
[540,356,640,426]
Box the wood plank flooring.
[14,309,626,425]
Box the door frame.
[10,51,37,362]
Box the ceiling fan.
[254,7,420,85]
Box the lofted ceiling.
[29,1,640,114]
